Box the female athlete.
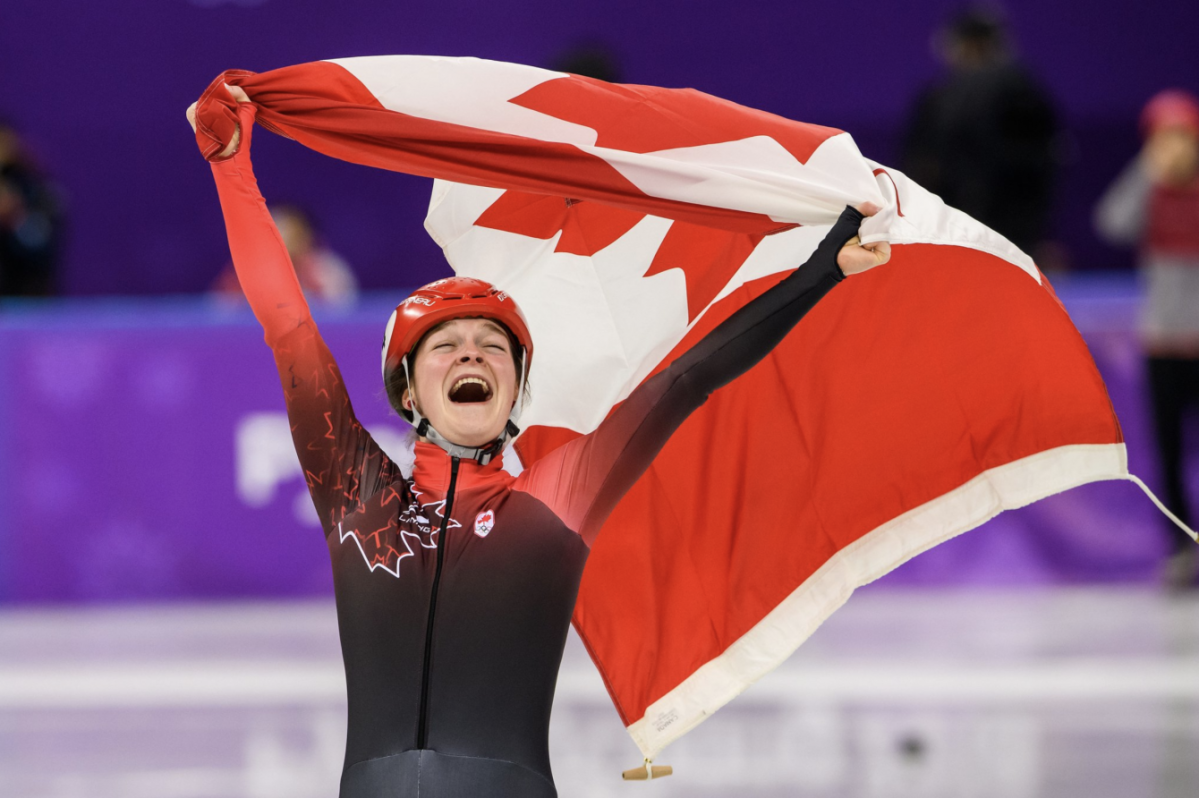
[188,84,890,798]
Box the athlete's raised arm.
[517,206,886,546]
[189,84,395,532]
[188,88,310,344]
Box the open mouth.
[449,376,493,404]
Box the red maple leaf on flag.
[475,192,766,323]
[477,75,826,321]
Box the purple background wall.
[1,278,1194,603]
[3,0,1199,297]
[2,3,1198,604]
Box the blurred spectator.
[1095,89,1199,588]
[212,203,358,305]
[901,6,1059,256]
[550,42,623,83]
[0,121,63,296]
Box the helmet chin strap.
[414,417,519,466]
[403,354,525,466]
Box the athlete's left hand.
[837,202,891,275]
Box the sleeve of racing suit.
[209,102,396,534]
[516,206,863,546]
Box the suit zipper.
[416,455,460,750]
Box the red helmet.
[381,276,534,380]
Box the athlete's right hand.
[187,80,252,160]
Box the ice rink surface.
[2,586,1197,798]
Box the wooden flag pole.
[622,759,673,780]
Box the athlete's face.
[405,318,519,447]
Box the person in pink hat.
[1096,89,1199,588]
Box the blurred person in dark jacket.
[902,6,1059,256]
[550,41,623,83]
[0,121,63,296]
[1096,89,1199,588]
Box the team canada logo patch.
[474,510,495,538]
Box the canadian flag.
[199,56,1129,757]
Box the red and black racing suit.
[210,104,860,797]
